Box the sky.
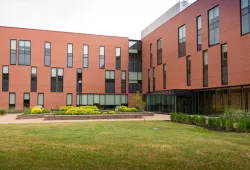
[0,0,196,39]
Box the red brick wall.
[142,0,250,94]
[0,27,137,109]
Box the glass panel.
[67,94,72,105]
[138,72,142,80]
[88,94,93,105]
[45,42,50,48]
[183,26,186,38]
[214,27,220,44]
[105,95,114,105]
[38,94,44,105]
[3,66,9,73]
[31,67,37,74]
[197,16,202,30]
[116,48,121,56]
[82,94,87,105]
[68,57,72,67]
[19,40,24,46]
[242,14,250,35]
[100,59,105,68]
[94,94,99,104]
[25,41,30,47]
[84,45,88,54]
[121,95,126,104]
[110,71,115,79]
[179,27,183,40]
[209,9,214,24]
[77,94,80,105]
[9,94,15,104]
[100,95,105,105]
[58,68,63,76]
[24,93,30,100]
[129,72,138,80]
[68,44,73,53]
[11,40,16,50]
[203,51,208,65]
[106,71,110,79]
[241,0,249,9]
[100,47,105,55]
[122,71,126,80]
[51,68,56,77]
[214,6,219,18]
[115,95,120,105]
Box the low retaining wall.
[16,114,49,119]
[44,114,143,120]
[120,112,154,116]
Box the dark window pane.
[45,56,50,66]
[242,14,250,35]
[214,27,220,44]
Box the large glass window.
[23,93,30,108]
[77,68,82,92]
[203,50,208,87]
[187,56,191,86]
[121,71,126,93]
[178,25,186,57]
[100,46,105,69]
[157,38,162,65]
[83,45,88,68]
[44,42,51,66]
[57,68,64,92]
[51,68,57,92]
[221,44,228,85]
[208,6,220,46]
[67,44,73,67]
[10,40,17,65]
[2,66,9,92]
[9,93,16,109]
[153,67,156,91]
[67,93,72,106]
[116,47,121,70]
[150,44,152,68]
[31,67,37,92]
[105,70,115,93]
[197,16,202,51]
[163,64,166,89]
[19,40,31,65]
[241,0,250,35]
[38,93,44,107]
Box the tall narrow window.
[38,93,44,107]
[121,71,126,93]
[23,93,30,108]
[105,70,115,93]
[163,64,166,89]
[19,40,31,65]
[67,43,73,67]
[44,42,51,66]
[197,16,202,51]
[221,44,228,85]
[100,46,105,69]
[178,25,186,57]
[241,0,250,35]
[153,67,156,92]
[51,68,57,92]
[10,39,17,65]
[67,93,72,106]
[31,67,37,92]
[2,66,9,92]
[116,47,121,70]
[157,38,162,65]
[203,50,208,87]
[150,44,153,68]
[83,45,88,68]
[77,68,82,92]
[208,6,220,46]
[186,56,191,86]
[9,93,16,109]
[57,68,63,92]
[148,69,150,92]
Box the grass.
[0,121,250,170]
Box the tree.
[132,91,146,112]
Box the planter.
[44,114,143,120]
[16,114,50,119]
[119,112,154,116]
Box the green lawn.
[0,121,250,170]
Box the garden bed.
[16,114,51,119]
[44,114,143,120]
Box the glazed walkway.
[0,114,170,124]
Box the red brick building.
[1,0,250,114]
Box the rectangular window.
[241,0,250,35]
[116,47,121,70]
[66,93,72,106]
[38,93,44,107]
[221,44,228,85]
[197,16,202,51]
[105,70,115,93]
[178,25,186,57]
[77,68,82,92]
[31,67,37,92]
[203,50,208,87]
[208,6,220,46]
[2,66,9,92]
[157,38,162,65]
[51,68,57,92]
[44,42,51,66]
[153,67,156,91]
[100,46,105,69]
[150,43,153,68]
[57,68,63,92]
[121,70,126,93]
[129,72,142,93]
[148,69,150,92]
[83,45,88,68]
[23,93,30,108]
[67,43,73,67]
[18,40,31,65]
[186,56,191,86]
[10,39,17,65]
[9,93,16,109]
[163,64,166,89]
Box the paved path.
[0,114,170,124]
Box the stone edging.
[16,114,49,119]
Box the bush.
[51,108,60,111]
[119,106,138,112]
[245,119,250,133]
[237,118,246,133]
[215,118,222,130]
[198,116,206,126]
[0,109,6,115]
[220,117,226,130]
[192,115,199,125]
[31,106,43,114]
[187,115,193,124]
[59,106,74,111]
[223,108,250,122]
[208,117,217,128]
[7,109,23,113]
[23,109,31,114]
[42,109,51,114]
[108,111,116,114]
[170,112,176,122]
[79,106,98,110]
[225,119,233,132]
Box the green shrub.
[51,108,60,111]
[31,106,43,114]
[42,109,51,114]
[215,118,222,130]
[60,106,74,111]
[237,118,246,133]
[108,111,116,114]
[7,109,23,113]
[23,109,31,114]
[208,118,217,128]
[119,106,138,112]
[187,115,193,124]
[198,116,206,126]
[245,119,250,133]
[103,112,108,114]
[225,119,233,132]
[170,112,176,122]
[192,115,199,125]
[223,108,250,122]
[220,117,226,130]
[0,109,6,115]
[175,114,181,122]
